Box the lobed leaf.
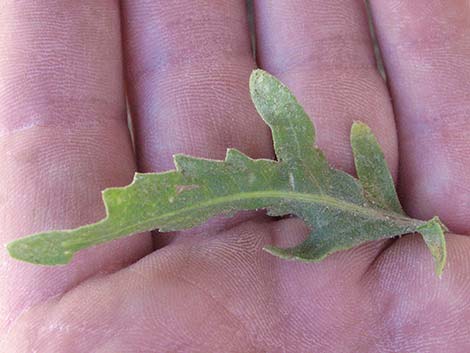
[7,70,447,275]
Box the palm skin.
[1,1,470,352]
[5,219,470,352]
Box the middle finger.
[255,0,398,175]
[121,0,274,174]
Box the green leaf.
[7,69,448,275]
[351,122,404,215]
[417,217,448,277]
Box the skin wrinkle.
[172,274,253,342]
[126,63,273,172]
[122,1,253,81]
[121,0,274,175]
[127,26,252,79]
[258,34,377,75]
[369,232,468,351]
[377,1,469,49]
[370,0,470,234]
[0,2,124,132]
[0,0,153,335]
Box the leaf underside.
[7,70,447,276]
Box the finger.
[254,0,398,175]
[120,1,275,245]
[0,1,152,330]
[369,1,470,234]
[121,0,274,174]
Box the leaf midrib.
[64,189,420,249]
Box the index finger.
[0,0,152,331]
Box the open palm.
[2,1,470,352]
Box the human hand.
[1,1,470,352]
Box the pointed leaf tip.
[351,121,371,137]
[417,217,447,277]
[249,69,316,164]
[351,121,404,215]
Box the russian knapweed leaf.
[7,70,447,275]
